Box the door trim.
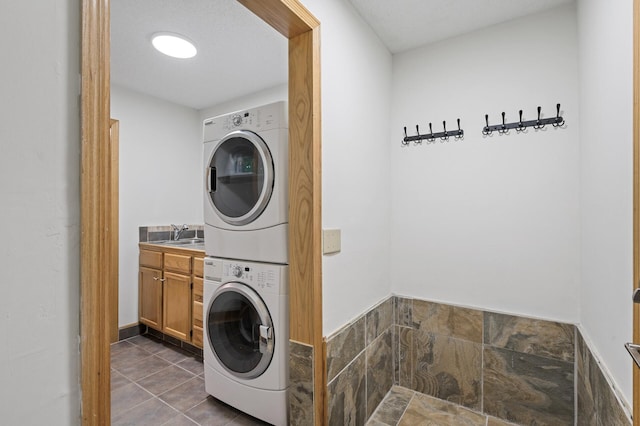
[80,0,324,424]
[634,0,640,422]
[109,119,119,344]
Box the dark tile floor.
[111,334,270,426]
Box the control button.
[232,265,243,278]
[232,115,242,127]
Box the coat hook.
[402,126,409,145]
[498,112,508,134]
[553,103,564,127]
[428,122,435,142]
[516,110,525,132]
[441,120,449,141]
[534,106,545,129]
[415,125,422,144]
[483,114,491,136]
[455,118,463,139]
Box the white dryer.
[203,101,288,264]
[203,257,289,426]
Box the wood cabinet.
[138,244,205,348]
[192,256,204,347]
[139,266,163,329]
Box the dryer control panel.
[202,101,287,141]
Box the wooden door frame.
[109,119,119,344]
[80,0,324,424]
[634,0,639,423]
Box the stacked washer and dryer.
[202,101,289,426]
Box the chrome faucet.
[171,224,189,241]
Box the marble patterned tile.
[483,346,574,425]
[326,315,366,382]
[396,326,413,388]
[394,296,412,327]
[486,416,520,426]
[366,297,394,345]
[412,331,482,410]
[366,329,394,419]
[484,311,575,362]
[290,340,314,426]
[576,331,597,425]
[590,348,631,425]
[366,386,414,426]
[412,300,483,343]
[398,392,486,426]
[327,352,366,426]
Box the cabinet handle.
[153,277,166,282]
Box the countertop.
[139,239,205,255]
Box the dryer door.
[205,130,274,226]
[207,282,275,379]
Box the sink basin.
[150,238,204,246]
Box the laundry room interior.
[109,0,632,425]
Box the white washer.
[203,257,289,426]
[203,101,288,264]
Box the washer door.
[205,130,274,226]
[207,282,275,379]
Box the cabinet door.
[163,272,192,341]
[139,266,163,330]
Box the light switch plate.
[323,229,341,254]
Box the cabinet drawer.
[193,276,203,303]
[193,257,204,278]
[139,249,162,269]
[193,300,203,328]
[165,253,191,274]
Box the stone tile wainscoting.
[290,340,315,425]
[325,295,631,426]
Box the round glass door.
[207,282,274,379]
[206,130,274,226]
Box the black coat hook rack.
[402,119,464,146]
[482,104,565,136]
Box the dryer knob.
[232,265,243,278]
[232,114,242,127]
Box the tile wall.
[325,298,394,425]
[325,295,631,425]
[290,340,315,426]
[139,224,204,242]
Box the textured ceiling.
[111,0,573,110]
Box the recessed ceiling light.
[151,32,197,59]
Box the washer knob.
[232,114,242,127]
[232,265,243,278]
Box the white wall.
[299,0,393,335]
[0,0,80,423]
[111,86,203,327]
[199,84,287,123]
[390,5,581,322]
[578,0,633,404]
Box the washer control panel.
[222,261,283,294]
